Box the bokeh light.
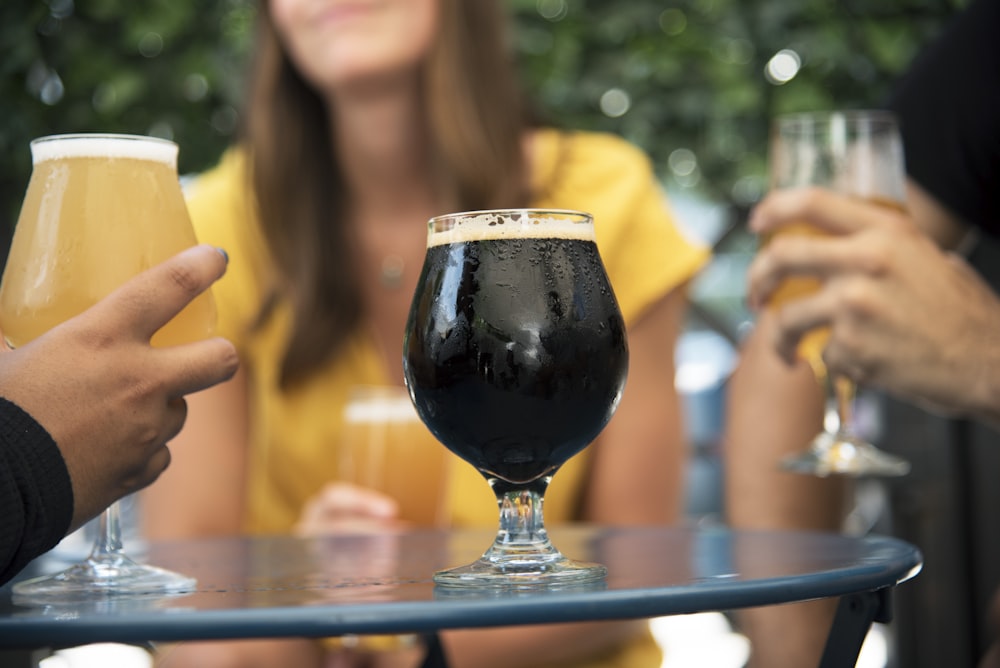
[600,88,631,118]
[765,49,801,84]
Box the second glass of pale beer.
[766,110,910,477]
[0,133,216,601]
[340,385,452,527]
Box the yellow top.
[185,127,710,668]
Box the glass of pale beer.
[1,133,216,601]
[766,111,910,477]
[340,385,452,527]
[403,209,628,587]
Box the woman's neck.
[327,74,436,217]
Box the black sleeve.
[0,397,74,586]
[886,0,1000,237]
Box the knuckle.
[767,235,797,259]
[70,320,120,352]
[794,187,830,219]
[167,262,204,298]
[853,240,892,276]
[773,305,796,333]
[827,325,877,385]
[880,206,914,233]
[799,185,825,205]
[833,278,877,317]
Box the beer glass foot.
[433,555,607,588]
[12,553,196,604]
[781,430,910,478]
[433,483,607,589]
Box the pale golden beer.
[764,223,854,412]
[764,197,907,379]
[341,386,452,527]
[766,110,910,476]
[2,133,216,600]
[762,222,829,377]
[0,134,215,348]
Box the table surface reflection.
[0,526,922,648]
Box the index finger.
[96,245,229,340]
[749,187,907,238]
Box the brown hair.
[242,0,530,387]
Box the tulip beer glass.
[766,111,910,477]
[403,209,628,587]
[0,133,216,601]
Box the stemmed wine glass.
[0,133,216,601]
[403,209,628,587]
[766,111,910,477]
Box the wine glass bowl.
[766,111,911,478]
[403,209,628,587]
[1,133,215,602]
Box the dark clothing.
[885,1,1000,665]
[887,0,1000,237]
[0,397,73,586]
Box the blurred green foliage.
[0,0,254,238]
[511,0,964,212]
[0,0,964,247]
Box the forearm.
[0,398,73,585]
[723,318,847,668]
[724,317,848,532]
[583,289,688,526]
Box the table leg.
[818,588,893,668]
[419,633,448,668]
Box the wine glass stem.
[90,501,126,561]
[830,374,856,435]
[485,478,562,563]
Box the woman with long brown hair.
[146,1,709,666]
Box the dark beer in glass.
[403,209,628,587]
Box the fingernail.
[216,247,229,264]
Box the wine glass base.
[12,552,196,604]
[781,431,910,478]
[433,557,607,589]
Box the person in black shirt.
[0,244,238,586]
[745,0,1000,425]
[727,0,1000,665]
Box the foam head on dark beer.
[428,210,594,247]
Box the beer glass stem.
[781,369,910,477]
[91,502,126,561]
[428,473,609,586]
[828,374,854,436]
[482,479,562,565]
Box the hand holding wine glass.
[748,185,1000,426]
[0,245,238,529]
[0,245,238,589]
[755,111,910,477]
[1,134,223,601]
